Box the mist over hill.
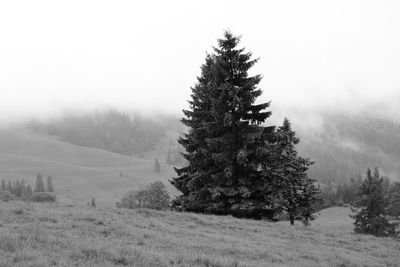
[24,109,400,186]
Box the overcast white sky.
[1,0,399,124]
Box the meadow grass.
[0,202,399,267]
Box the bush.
[31,192,56,202]
[118,181,170,210]
[0,190,16,201]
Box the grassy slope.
[0,128,176,205]
[0,202,399,267]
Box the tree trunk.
[289,214,295,226]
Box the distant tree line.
[0,174,56,202]
[298,114,400,185]
[28,111,182,156]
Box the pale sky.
[1,0,399,124]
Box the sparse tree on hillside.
[154,158,161,172]
[351,168,397,237]
[47,176,54,192]
[267,118,323,225]
[166,150,172,165]
[22,184,33,200]
[171,31,278,218]
[35,174,45,192]
[91,198,96,207]
[1,180,6,191]
[6,181,12,193]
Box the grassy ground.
[0,202,399,267]
[0,128,177,205]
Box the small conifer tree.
[35,174,45,192]
[268,118,323,225]
[388,182,400,219]
[1,180,6,191]
[166,150,172,165]
[351,168,398,237]
[6,181,12,193]
[22,184,33,200]
[91,197,96,207]
[47,176,54,192]
[154,158,161,172]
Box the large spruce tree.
[171,32,276,218]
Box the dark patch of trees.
[170,32,322,224]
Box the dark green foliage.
[154,158,161,172]
[31,192,57,202]
[35,174,45,192]
[267,118,323,225]
[119,181,170,210]
[47,176,54,192]
[1,180,6,191]
[171,31,277,218]
[351,168,398,237]
[171,32,320,221]
[388,182,400,219]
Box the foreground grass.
[0,202,399,267]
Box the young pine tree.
[6,181,12,194]
[387,182,400,219]
[22,184,33,200]
[91,198,96,207]
[154,158,161,172]
[47,176,54,192]
[1,180,6,191]
[166,150,173,165]
[267,118,322,225]
[35,174,45,192]
[351,168,397,237]
[171,31,275,218]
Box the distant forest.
[28,110,183,156]
[27,110,400,187]
[298,113,400,184]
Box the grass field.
[0,128,177,205]
[0,202,399,267]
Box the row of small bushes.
[0,190,56,203]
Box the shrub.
[0,190,16,201]
[118,181,170,210]
[31,192,56,202]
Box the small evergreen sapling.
[47,176,54,192]
[91,198,96,207]
[1,180,6,191]
[154,158,161,172]
[35,174,46,192]
[351,168,398,237]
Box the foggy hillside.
[24,109,400,186]
[298,113,400,183]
